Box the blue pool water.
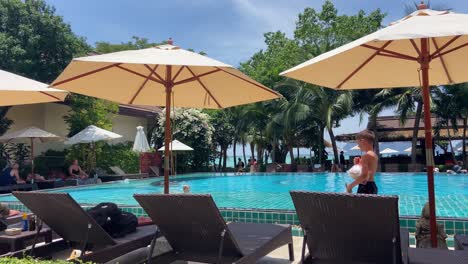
[0,173,466,218]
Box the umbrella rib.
[431,38,453,84]
[143,65,164,83]
[338,41,393,88]
[39,91,62,101]
[215,67,282,97]
[116,65,165,85]
[171,66,186,82]
[144,64,166,83]
[129,65,159,104]
[185,66,222,108]
[52,63,121,86]
[409,39,421,57]
[430,35,461,58]
[361,44,417,61]
[432,41,468,59]
[173,68,221,86]
[377,53,416,61]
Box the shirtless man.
[346,130,378,194]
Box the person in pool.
[346,130,378,194]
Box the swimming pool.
[0,172,466,218]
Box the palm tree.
[275,79,353,166]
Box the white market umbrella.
[133,126,151,173]
[0,126,61,176]
[158,139,193,175]
[158,139,194,151]
[132,126,150,153]
[281,2,468,246]
[51,39,281,194]
[404,147,412,152]
[0,69,67,106]
[379,148,399,155]
[65,125,122,171]
[65,125,122,145]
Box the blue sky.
[45,0,468,138]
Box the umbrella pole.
[30,138,34,182]
[421,38,438,248]
[164,65,173,194]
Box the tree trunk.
[250,142,255,160]
[463,117,467,165]
[411,100,423,166]
[447,126,456,161]
[218,149,223,171]
[242,139,247,165]
[297,147,300,162]
[369,114,380,171]
[327,126,339,165]
[271,140,276,164]
[233,139,237,168]
[289,144,295,165]
[318,125,325,166]
[222,147,227,171]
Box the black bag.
[87,202,137,238]
[108,212,138,238]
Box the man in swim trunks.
[346,130,378,194]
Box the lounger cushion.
[408,248,468,264]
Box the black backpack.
[87,203,137,238]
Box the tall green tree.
[208,109,236,171]
[0,0,90,139]
[0,0,90,83]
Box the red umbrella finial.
[167,38,173,45]
[418,1,428,10]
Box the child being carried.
[347,157,362,179]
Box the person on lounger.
[68,160,88,179]
[346,130,378,194]
[10,163,25,184]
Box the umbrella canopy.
[0,69,67,106]
[132,126,150,153]
[51,39,281,194]
[158,139,193,151]
[281,3,466,247]
[0,126,61,176]
[379,148,399,154]
[65,125,122,145]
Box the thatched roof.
[336,115,465,142]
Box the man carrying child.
[346,130,379,194]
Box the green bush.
[96,142,139,174]
[0,257,92,263]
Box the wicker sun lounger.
[109,166,149,179]
[11,192,158,263]
[290,191,408,264]
[128,194,294,264]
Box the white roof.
[0,69,67,106]
[380,148,399,154]
[158,139,193,151]
[65,125,122,145]
[0,126,61,143]
[132,126,151,153]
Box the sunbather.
[10,163,25,184]
[68,159,88,179]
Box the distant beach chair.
[122,194,295,264]
[149,166,160,177]
[10,192,158,263]
[106,166,149,180]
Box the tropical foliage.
[151,108,214,172]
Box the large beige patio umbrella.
[0,127,61,179]
[51,39,281,193]
[281,3,468,247]
[0,69,67,106]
